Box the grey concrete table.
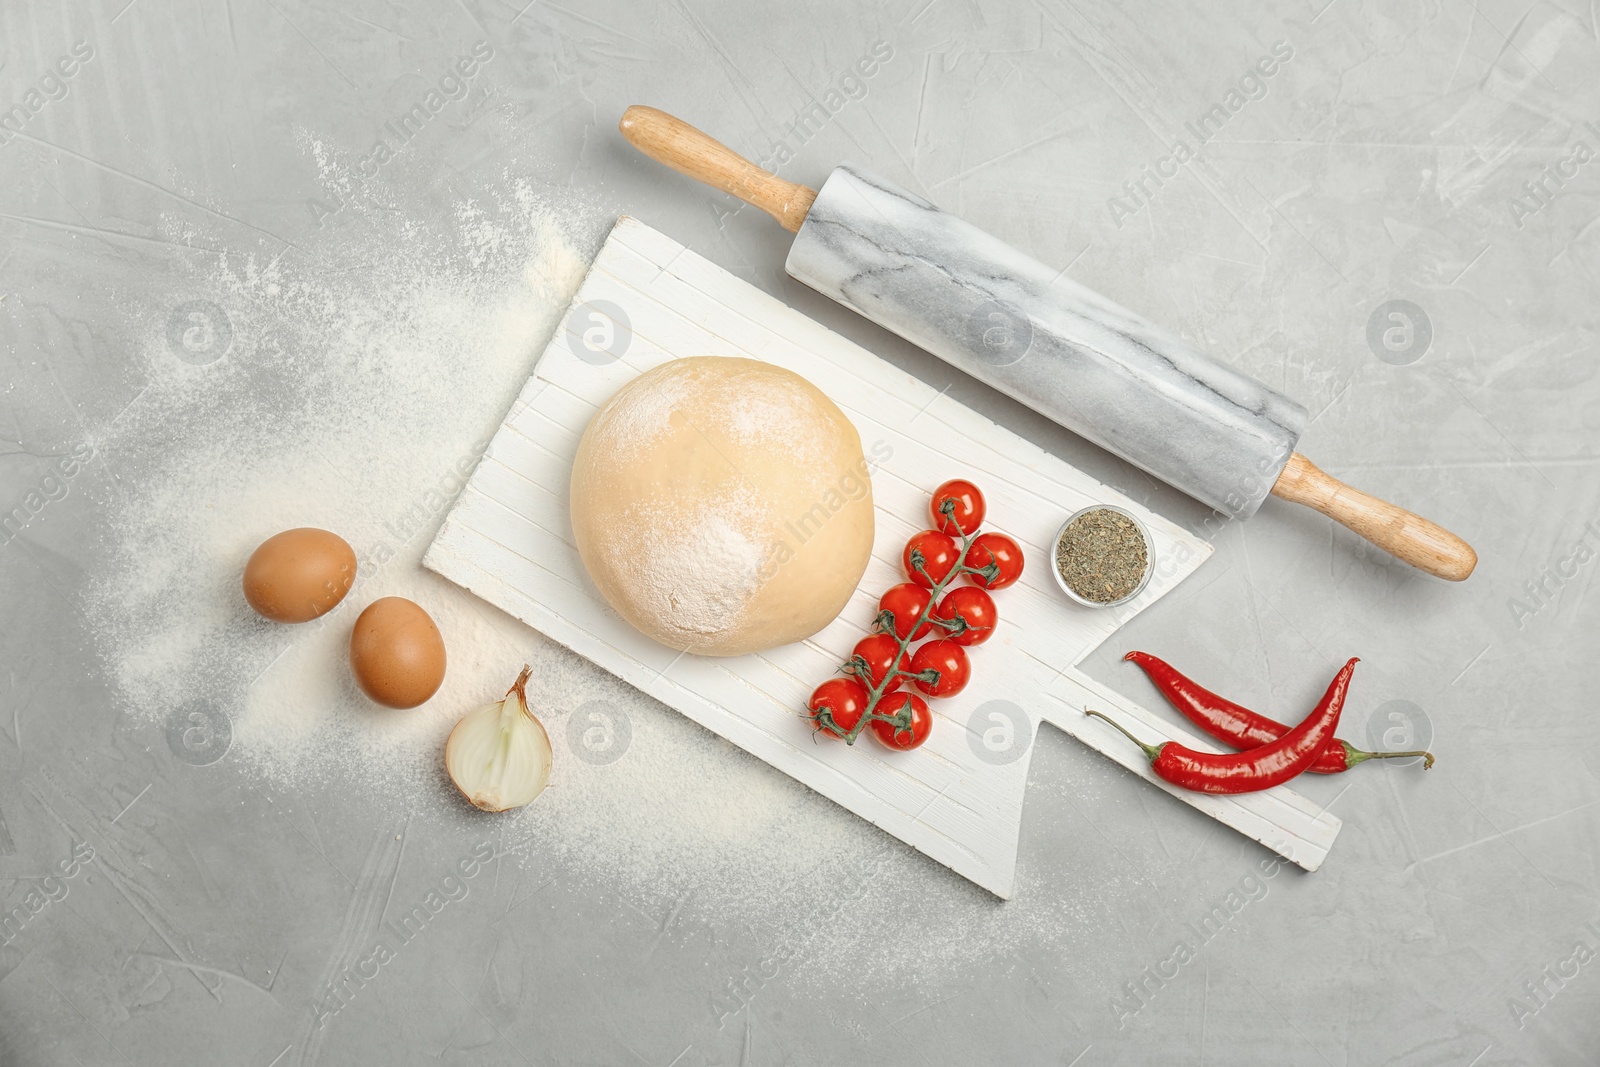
[2,1,1597,1064]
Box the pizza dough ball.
[570,356,875,657]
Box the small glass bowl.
[1050,504,1154,609]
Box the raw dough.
[570,356,875,656]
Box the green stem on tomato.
[810,706,851,740]
[867,700,913,732]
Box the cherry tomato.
[877,582,933,641]
[932,586,998,646]
[869,691,933,751]
[964,532,1024,589]
[910,639,971,698]
[902,530,960,588]
[808,678,869,739]
[930,479,986,537]
[847,633,912,693]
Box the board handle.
[618,105,817,233]
[1271,452,1477,581]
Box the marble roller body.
[786,164,1308,520]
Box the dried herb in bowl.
[1055,507,1150,605]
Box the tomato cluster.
[806,479,1025,751]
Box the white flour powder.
[89,164,592,783]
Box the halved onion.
[445,665,553,812]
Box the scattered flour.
[614,491,768,641]
[78,131,1115,1009]
[89,176,592,787]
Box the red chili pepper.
[1124,651,1434,771]
[1085,659,1358,794]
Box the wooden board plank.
[425,217,1341,896]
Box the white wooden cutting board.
[424,217,1340,897]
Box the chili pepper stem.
[1084,709,1163,763]
[1344,742,1435,769]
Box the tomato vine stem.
[837,499,986,744]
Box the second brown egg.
[349,597,447,709]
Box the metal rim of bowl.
[1050,504,1154,609]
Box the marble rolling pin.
[618,106,1477,581]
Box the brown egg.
[349,597,446,709]
[242,528,357,623]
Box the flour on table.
[85,146,596,786]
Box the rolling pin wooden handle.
[618,105,817,233]
[1271,453,1477,581]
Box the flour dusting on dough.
[611,489,769,642]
